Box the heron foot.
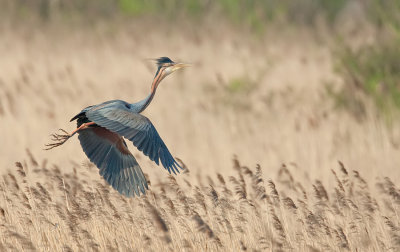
[44,129,71,150]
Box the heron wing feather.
[78,126,148,197]
[85,101,181,174]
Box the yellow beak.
[172,62,191,72]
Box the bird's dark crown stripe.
[156,57,173,65]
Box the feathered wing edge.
[78,127,148,197]
[86,107,182,174]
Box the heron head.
[155,57,190,77]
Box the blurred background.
[1,0,400,184]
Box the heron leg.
[44,122,95,150]
[70,122,96,136]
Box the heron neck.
[134,68,164,113]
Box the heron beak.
[172,62,191,72]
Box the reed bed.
[1,17,400,252]
[1,151,399,252]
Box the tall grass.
[1,152,399,251]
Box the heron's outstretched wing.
[85,102,181,174]
[78,126,148,197]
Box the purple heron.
[46,57,189,197]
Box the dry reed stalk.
[268,180,280,205]
[183,179,192,188]
[0,207,5,219]
[333,187,348,209]
[2,174,9,187]
[8,173,19,191]
[383,216,400,247]
[36,182,52,202]
[221,213,234,233]
[105,238,117,251]
[229,175,247,200]
[353,170,368,189]
[30,186,46,204]
[60,178,70,210]
[175,157,189,174]
[19,191,32,210]
[168,175,191,215]
[62,245,73,252]
[7,231,36,251]
[252,165,268,201]
[271,212,286,244]
[142,234,152,247]
[182,239,193,249]
[237,169,246,187]
[208,185,219,207]
[193,212,222,247]
[217,173,233,197]
[277,164,295,190]
[242,166,253,178]
[338,161,348,176]
[15,162,26,178]
[207,175,216,187]
[315,180,329,201]
[217,173,226,185]
[384,177,400,204]
[145,199,171,243]
[331,169,345,193]
[282,197,297,212]
[336,226,350,250]
[233,157,241,172]
[71,197,91,221]
[258,236,269,250]
[82,191,96,210]
[163,195,178,217]
[194,186,207,214]
[80,228,100,251]
[26,149,38,167]
[239,240,247,251]
[97,182,121,219]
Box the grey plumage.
[46,57,190,197]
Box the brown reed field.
[1,4,400,251]
[3,153,400,251]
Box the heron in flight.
[46,57,189,197]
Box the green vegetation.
[2,0,349,28]
[332,0,400,118]
[227,76,255,94]
[336,40,400,112]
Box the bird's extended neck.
[133,67,164,113]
